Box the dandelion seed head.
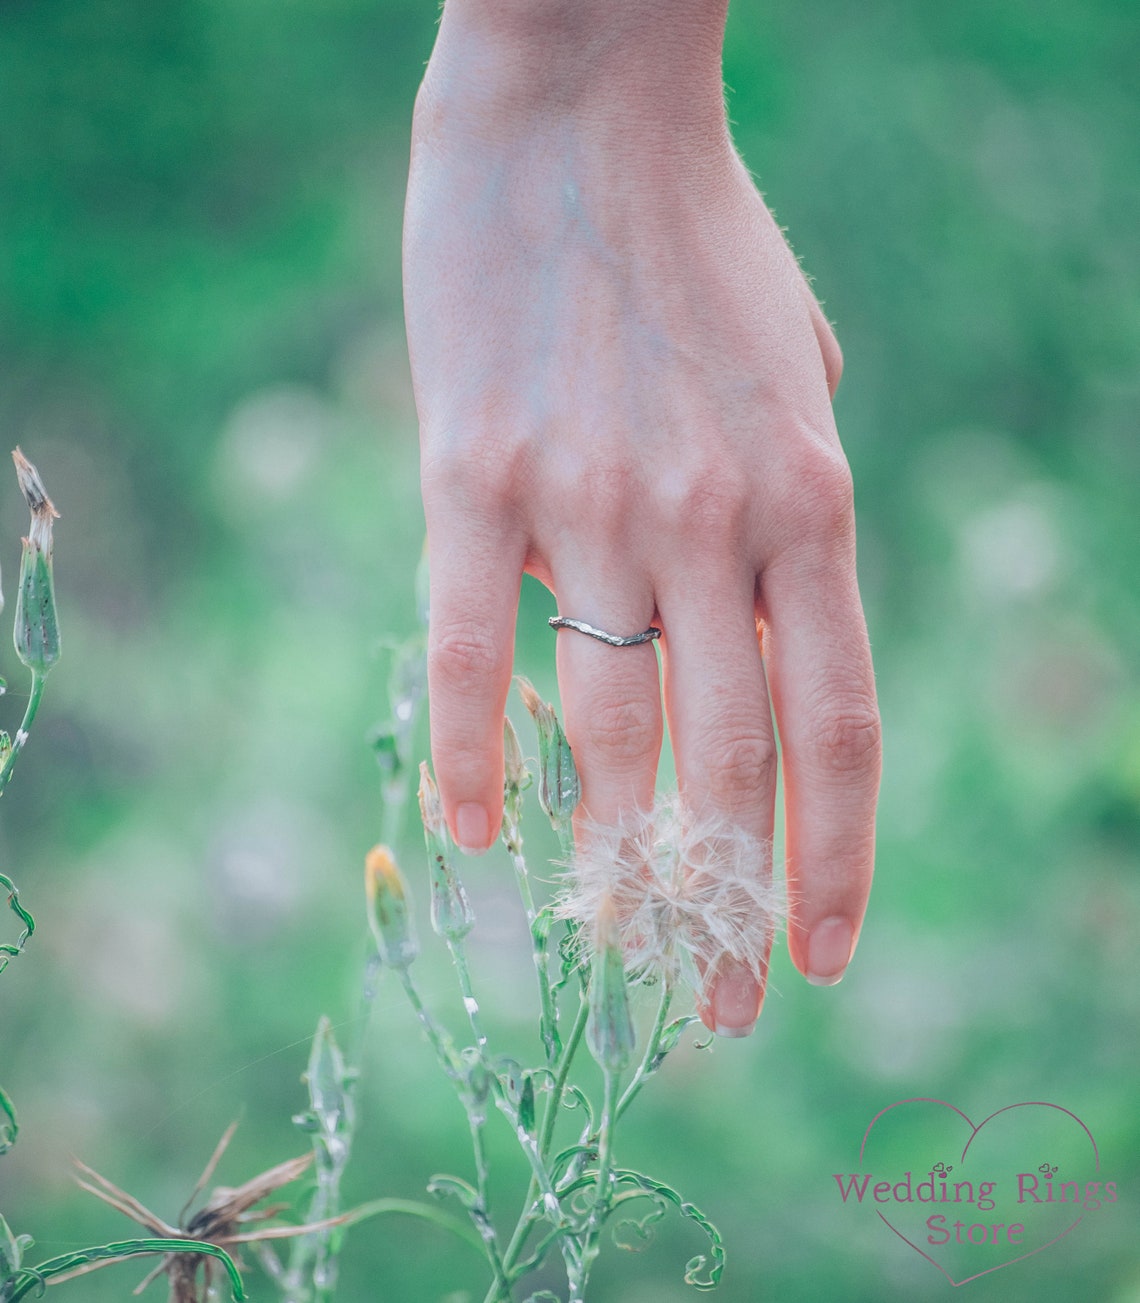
[556,796,785,999]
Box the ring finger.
[549,564,664,830]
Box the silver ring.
[549,616,662,647]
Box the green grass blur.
[0,1,1137,1300]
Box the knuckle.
[778,442,855,548]
[811,446,855,521]
[658,460,748,540]
[421,427,534,512]
[430,620,503,690]
[815,315,844,395]
[422,455,504,515]
[585,692,661,766]
[804,440,853,504]
[562,454,637,528]
[709,732,779,805]
[823,334,844,394]
[814,701,882,778]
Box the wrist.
[420,0,731,153]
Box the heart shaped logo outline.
[859,1098,1100,1287]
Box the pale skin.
[404,0,881,1035]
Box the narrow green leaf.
[518,1074,536,1135]
[6,1238,247,1303]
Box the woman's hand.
[403,0,881,1035]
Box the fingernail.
[806,916,855,986]
[711,964,762,1038]
[715,1021,756,1040]
[455,802,490,855]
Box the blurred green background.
[0,0,1137,1300]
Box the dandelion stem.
[616,982,673,1122]
[555,824,574,866]
[539,996,589,1165]
[0,672,46,799]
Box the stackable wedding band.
[548,616,662,648]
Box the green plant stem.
[554,825,574,863]
[0,1084,16,1154]
[481,1091,581,1302]
[539,997,589,1165]
[466,1116,510,1299]
[337,1197,488,1255]
[397,968,520,1296]
[309,1156,348,1303]
[444,939,510,1293]
[6,1239,246,1302]
[346,950,383,1078]
[397,968,464,1082]
[490,1093,569,1251]
[503,816,559,1063]
[488,995,591,1298]
[379,786,405,849]
[616,982,673,1122]
[448,940,488,1052]
[570,1067,621,1303]
[594,1070,621,1221]
[0,673,45,800]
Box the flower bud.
[516,678,579,830]
[11,449,60,677]
[298,1015,355,1145]
[587,897,635,1075]
[503,716,530,801]
[418,763,475,941]
[502,716,533,839]
[364,845,418,969]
